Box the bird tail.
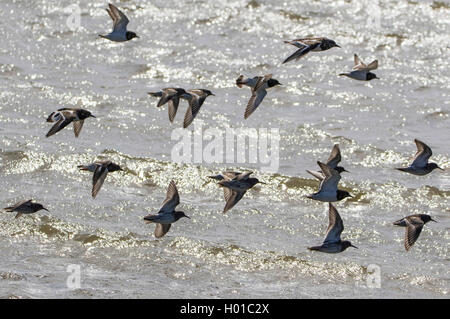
[307,246,320,251]
[395,167,408,172]
[147,92,162,97]
[339,73,349,77]
[98,34,107,39]
[3,207,14,212]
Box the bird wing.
[168,97,180,123]
[221,172,241,180]
[223,190,246,213]
[73,120,84,137]
[108,3,129,33]
[154,223,172,238]
[410,139,432,168]
[317,161,341,192]
[7,199,33,211]
[353,54,367,70]
[235,171,253,181]
[292,38,324,46]
[92,165,109,198]
[323,203,344,244]
[244,75,271,119]
[282,45,314,64]
[306,170,324,181]
[157,89,177,107]
[46,112,74,137]
[404,218,424,251]
[326,144,341,169]
[183,94,203,128]
[365,60,378,71]
[160,180,180,212]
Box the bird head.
[337,190,353,201]
[429,163,444,171]
[342,241,358,250]
[175,211,190,220]
[126,31,139,40]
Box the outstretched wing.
[154,223,172,238]
[223,190,246,213]
[244,75,271,119]
[326,144,341,169]
[108,3,129,33]
[410,139,432,168]
[404,218,424,251]
[168,97,180,123]
[73,120,84,137]
[183,94,204,128]
[92,165,109,198]
[160,180,180,212]
[323,203,344,244]
[317,161,341,193]
[46,112,74,137]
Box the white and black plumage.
[78,160,123,199]
[3,199,49,219]
[339,54,379,81]
[46,108,95,138]
[306,161,352,202]
[395,139,444,175]
[99,3,138,42]
[236,74,281,119]
[393,214,436,251]
[143,180,190,238]
[282,37,340,64]
[308,203,357,253]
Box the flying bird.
[78,160,123,198]
[306,161,352,202]
[211,172,264,213]
[99,3,139,42]
[183,89,215,128]
[143,180,190,238]
[395,139,444,175]
[282,37,340,64]
[306,144,348,180]
[148,88,191,123]
[393,214,436,251]
[3,199,49,219]
[236,74,281,119]
[308,203,357,253]
[46,108,95,138]
[339,54,379,81]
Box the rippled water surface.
[0,0,449,298]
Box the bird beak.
[335,44,341,48]
[431,218,437,223]
[258,181,267,185]
[343,169,350,173]
[185,215,191,219]
[43,208,50,212]
[90,114,96,118]
[438,166,444,171]
[351,244,358,249]
[211,93,216,96]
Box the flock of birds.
[2,4,445,253]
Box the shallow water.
[0,0,449,298]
